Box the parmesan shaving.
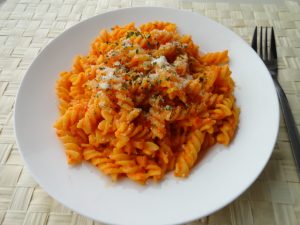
[122,38,132,47]
[99,82,110,90]
[152,56,168,67]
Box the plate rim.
[14,6,280,225]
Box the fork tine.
[260,27,263,57]
[270,27,277,60]
[251,26,257,51]
[265,27,268,60]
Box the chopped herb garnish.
[132,75,138,80]
[152,93,159,99]
[159,96,164,103]
[152,61,157,65]
[98,66,105,70]
[126,31,135,38]
[147,41,151,48]
[166,76,171,81]
[135,31,142,36]
[165,105,173,111]
[121,83,129,90]
[136,49,139,54]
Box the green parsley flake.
[152,93,159,99]
[121,83,129,90]
[126,31,135,39]
[165,105,173,111]
[135,31,142,36]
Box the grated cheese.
[122,38,132,47]
[114,61,121,66]
[149,73,159,81]
[99,82,110,90]
[178,75,193,89]
[152,56,168,67]
[100,67,120,82]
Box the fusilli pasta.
[54,21,239,184]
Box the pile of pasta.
[54,21,239,184]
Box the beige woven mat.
[1,0,300,224]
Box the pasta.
[54,21,239,184]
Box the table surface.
[1,0,300,225]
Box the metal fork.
[251,26,300,175]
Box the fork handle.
[273,78,300,174]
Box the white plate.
[14,7,279,225]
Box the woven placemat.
[1,0,300,224]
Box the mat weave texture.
[1,0,300,224]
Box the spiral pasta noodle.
[54,21,239,184]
